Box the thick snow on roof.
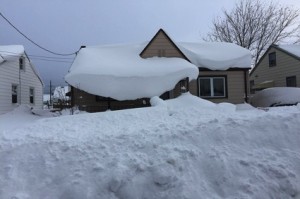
[278,45,300,58]
[65,44,199,100]
[178,42,251,70]
[0,45,24,63]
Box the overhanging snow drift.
[65,44,199,100]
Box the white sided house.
[0,45,43,114]
[65,29,251,112]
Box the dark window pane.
[269,52,276,67]
[213,78,225,96]
[286,76,297,87]
[30,96,34,103]
[12,95,17,103]
[200,78,211,97]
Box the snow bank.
[251,87,300,107]
[178,42,251,70]
[0,45,24,63]
[65,44,199,100]
[1,94,300,198]
[279,45,300,58]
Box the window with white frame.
[12,84,18,103]
[198,76,226,98]
[19,56,25,71]
[29,87,34,104]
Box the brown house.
[66,29,251,112]
[250,44,300,93]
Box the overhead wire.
[0,12,79,56]
[0,50,74,63]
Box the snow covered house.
[65,29,251,112]
[0,45,43,114]
[250,44,300,93]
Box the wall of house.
[140,31,186,59]
[189,70,248,104]
[250,46,300,88]
[0,56,43,115]
[72,87,149,112]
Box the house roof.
[65,29,251,100]
[0,45,44,86]
[65,43,199,100]
[177,42,251,70]
[0,45,24,63]
[276,45,300,60]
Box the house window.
[29,87,34,104]
[12,84,18,103]
[198,76,226,98]
[19,56,25,71]
[250,80,255,94]
[286,76,297,87]
[269,52,276,67]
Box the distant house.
[0,45,43,114]
[65,29,251,112]
[250,44,300,93]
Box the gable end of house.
[139,29,191,62]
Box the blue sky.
[1,0,300,92]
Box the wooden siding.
[0,56,43,115]
[189,71,248,104]
[250,46,300,89]
[140,30,186,59]
[72,87,150,112]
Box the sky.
[1,0,300,93]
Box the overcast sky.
[1,0,300,93]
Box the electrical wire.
[0,12,79,56]
[0,50,74,63]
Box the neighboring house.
[0,45,43,115]
[52,86,70,103]
[65,29,251,112]
[250,44,300,93]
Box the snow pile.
[178,42,251,70]
[0,105,50,132]
[0,45,25,63]
[279,45,300,58]
[0,93,300,199]
[1,93,300,199]
[251,87,300,107]
[65,44,199,100]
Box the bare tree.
[205,0,300,65]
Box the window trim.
[12,84,18,104]
[268,52,276,67]
[198,76,228,99]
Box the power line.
[0,12,79,56]
[0,50,74,63]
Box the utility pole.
[49,80,52,107]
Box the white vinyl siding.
[0,54,43,115]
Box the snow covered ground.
[0,93,300,199]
